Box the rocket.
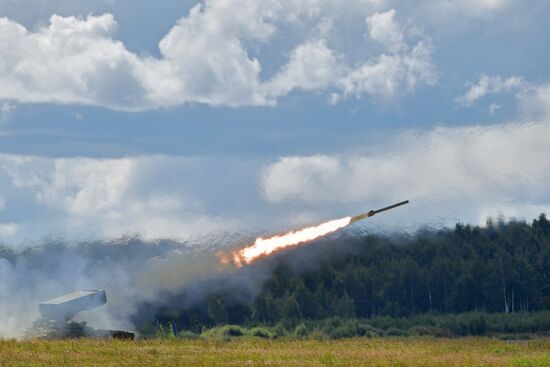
[349,200,409,224]
[228,200,410,267]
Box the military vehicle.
[26,290,134,339]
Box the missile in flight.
[349,200,409,224]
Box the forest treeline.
[143,214,550,336]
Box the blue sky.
[1,0,550,243]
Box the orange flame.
[232,217,352,267]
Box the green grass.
[0,337,549,366]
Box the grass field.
[0,337,549,366]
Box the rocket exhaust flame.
[229,200,409,267]
[232,217,352,267]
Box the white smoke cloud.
[0,3,436,110]
[0,236,228,338]
[262,119,550,225]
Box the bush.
[407,325,433,336]
[384,327,407,337]
[202,325,245,339]
[272,322,288,338]
[177,330,201,340]
[249,327,273,339]
[327,320,358,339]
[309,329,329,340]
[222,325,245,337]
[294,323,308,338]
[497,333,532,341]
[156,322,177,339]
[358,323,383,337]
[369,316,398,331]
[467,313,487,335]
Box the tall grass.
[0,337,548,366]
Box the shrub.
[309,329,329,340]
[156,322,177,339]
[467,313,487,335]
[358,324,383,337]
[294,323,308,338]
[327,320,358,339]
[407,325,433,336]
[202,325,245,339]
[221,325,245,337]
[249,327,273,339]
[497,333,532,341]
[369,316,398,331]
[272,322,288,338]
[384,327,407,337]
[177,330,201,340]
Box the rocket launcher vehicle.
[349,200,409,224]
[27,290,135,340]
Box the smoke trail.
[0,237,232,338]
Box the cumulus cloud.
[518,83,550,119]
[266,39,342,98]
[0,14,148,110]
[267,8,435,103]
[456,75,550,121]
[366,9,405,53]
[0,3,436,110]
[339,40,435,101]
[0,155,246,242]
[262,120,550,224]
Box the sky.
[1,0,550,244]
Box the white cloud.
[266,39,342,97]
[455,74,523,107]
[518,83,550,120]
[366,9,405,53]
[445,0,511,14]
[267,8,435,103]
[0,223,18,237]
[339,40,435,101]
[0,103,16,123]
[0,155,243,241]
[0,121,548,242]
[456,76,550,120]
[0,194,4,210]
[405,0,513,25]
[0,14,147,110]
[489,102,501,115]
[0,4,436,110]
[262,120,550,224]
